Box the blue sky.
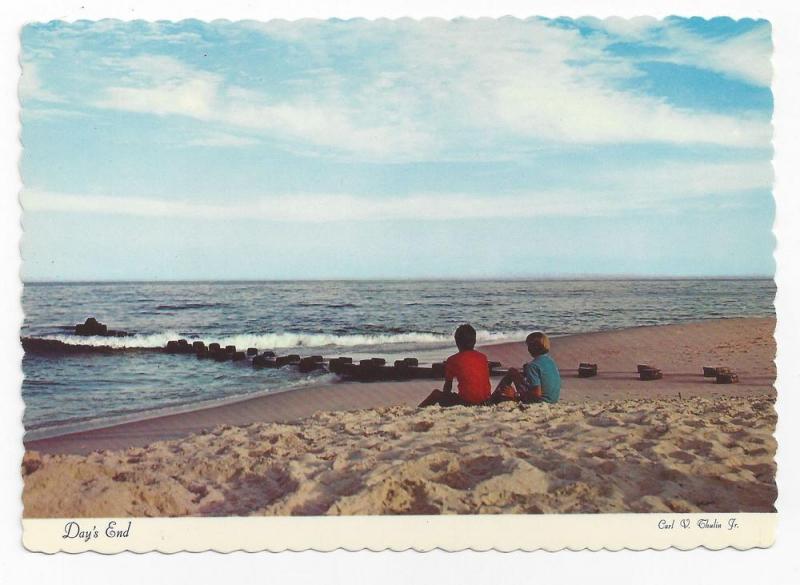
[19,17,774,280]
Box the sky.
[19,17,774,281]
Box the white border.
[2,0,798,583]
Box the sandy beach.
[22,317,777,516]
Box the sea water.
[21,279,775,437]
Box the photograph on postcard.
[18,17,776,550]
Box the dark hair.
[454,324,477,351]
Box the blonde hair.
[526,331,550,355]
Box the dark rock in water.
[336,363,360,378]
[309,355,324,363]
[75,317,107,336]
[225,345,236,354]
[196,348,209,359]
[275,355,301,367]
[298,357,323,373]
[578,363,598,378]
[212,351,230,362]
[232,351,246,361]
[246,347,258,356]
[432,362,446,378]
[208,343,221,352]
[371,358,386,366]
[74,318,130,337]
[22,337,116,355]
[328,357,354,374]
[177,339,193,354]
[166,340,179,353]
[403,357,419,366]
[261,350,276,358]
[192,341,206,351]
[253,355,278,368]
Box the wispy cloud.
[584,16,772,86]
[61,18,773,160]
[19,61,61,103]
[184,132,261,148]
[21,159,772,223]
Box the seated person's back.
[418,324,491,407]
[446,347,491,405]
[523,349,561,404]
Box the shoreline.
[21,315,760,442]
[24,317,776,456]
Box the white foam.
[38,331,184,349]
[39,329,528,351]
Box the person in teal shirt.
[491,331,561,404]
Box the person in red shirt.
[418,324,492,407]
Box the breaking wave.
[33,329,528,351]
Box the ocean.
[21,279,775,438]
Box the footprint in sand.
[436,455,508,490]
[668,450,696,464]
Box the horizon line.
[22,274,776,285]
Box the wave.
[28,329,529,352]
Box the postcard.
[18,16,777,553]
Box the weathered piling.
[209,343,221,352]
[704,366,731,378]
[275,355,301,367]
[192,341,206,352]
[247,348,258,356]
[232,351,246,361]
[578,363,598,378]
[639,367,663,381]
[298,357,324,373]
[252,355,277,368]
[716,372,739,384]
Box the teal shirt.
[523,353,561,403]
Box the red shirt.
[445,350,491,404]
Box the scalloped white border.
[3,0,799,575]
[22,514,777,553]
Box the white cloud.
[185,132,260,147]
[19,61,61,103]
[584,17,772,87]
[659,24,772,87]
[21,160,772,223]
[64,19,774,159]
